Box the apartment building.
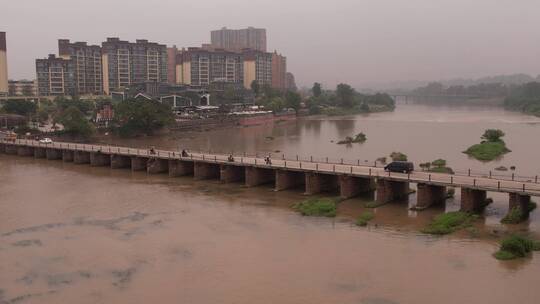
[58,39,103,95]
[0,32,8,95]
[211,27,267,52]
[35,54,76,96]
[271,51,286,90]
[101,38,167,94]
[176,47,244,86]
[243,50,272,89]
[8,80,37,96]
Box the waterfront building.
[35,54,76,96]
[271,51,286,90]
[285,72,297,91]
[0,32,8,96]
[176,47,244,86]
[58,39,103,95]
[8,80,37,96]
[211,27,267,52]
[167,46,178,84]
[243,49,272,89]
[101,38,168,94]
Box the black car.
[384,161,414,173]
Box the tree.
[312,82,322,97]
[481,129,505,142]
[285,91,301,113]
[56,106,94,139]
[2,99,37,116]
[335,83,355,108]
[250,80,260,96]
[114,99,174,137]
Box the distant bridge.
[1,139,538,217]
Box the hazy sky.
[2,0,540,89]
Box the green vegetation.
[464,129,511,161]
[56,106,95,139]
[504,82,540,117]
[337,132,367,144]
[421,158,455,174]
[493,235,540,260]
[422,211,478,235]
[390,152,408,161]
[1,99,37,116]
[254,85,301,113]
[114,99,174,137]
[356,211,375,226]
[293,198,337,217]
[306,82,395,116]
[501,202,537,224]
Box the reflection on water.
[2,103,540,303]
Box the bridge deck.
[3,139,540,197]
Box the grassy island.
[422,211,478,235]
[337,132,367,144]
[293,198,337,217]
[355,211,375,226]
[464,129,511,161]
[494,235,540,260]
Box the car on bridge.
[384,161,414,173]
[39,138,53,144]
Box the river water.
[1,102,540,303]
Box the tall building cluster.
[3,27,296,97]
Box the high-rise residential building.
[243,50,272,89]
[271,51,286,90]
[211,27,267,52]
[176,47,244,86]
[58,39,103,95]
[101,38,168,94]
[167,46,178,84]
[8,80,37,96]
[0,32,8,95]
[36,54,76,96]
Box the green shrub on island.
[464,129,511,161]
[390,152,407,161]
[376,157,387,164]
[501,202,537,224]
[293,198,337,217]
[337,132,367,144]
[356,211,375,226]
[422,211,478,235]
[493,235,540,260]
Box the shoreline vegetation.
[464,129,511,161]
[307,83,395,116]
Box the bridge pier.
[110,155,131,169]
[245,167,275,187]
[90,152,110,167]
[168,160,194,177]
[274,170,304,191]
[507,193,532,221]
[194,162,220,180]
[415,183,447,210]
[460,188,487,213]
[62,150,74,162]
[220,164,245,183]
[34,147,46,158]
[4,144,17,155]
[376,179,409,204]
[339,176,375,199]
[46,148,62,160]
[17,146,34,157]
[147,158,169,174]
[74,151,90,164]
[0,143,5,153]
[131,157,148,171]
[305,173,339,195]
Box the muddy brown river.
[1,102,540,303]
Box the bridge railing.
[2,138,540,193]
